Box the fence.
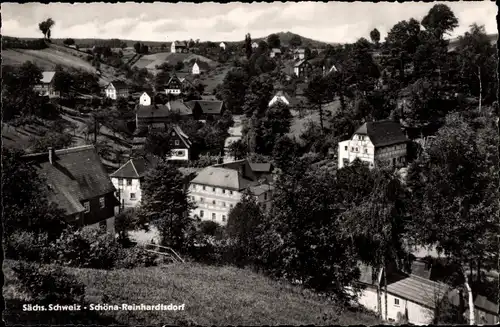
[142,243,185,264]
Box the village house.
[185,99,225,121]
[188,159,274,225]
[293,48,306,60]
[470,294,499,324]
[164,74,183,95]
[22,145,119,233]
[293,60,313,79]
[351,262,452,325]
[191,60,210,75]
[268,90,299,107]
[323,63,339,76]
[219,42,226,50]
[337,121,409,169]
[270,48,282,58]
[171,41,188,53]
[252,41,259,49]
[135,95,192,130]
[105,80,129,100]
[34,71,60,98]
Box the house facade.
[351,263,451,325]
[293,49,306,60]
[23,145,119,233]
[34,71,60,98]
[105,81,129,100]
[171,41,188,53]
[166,125,192,161]
[185,99,224,121]
[293,60,313,79]
[188,160,273,225]
[191,60,210,75]
[252,42,259,49]
[165,75,183,95]
[268,90,298,107]
[219,42,226,50]
[139,92,152,106]
[338,121,408,169]
[110,157,154,208]
[270,48,282,58]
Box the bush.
[12,262,85,305]
[116,248,159,268]
[5,231,55,263]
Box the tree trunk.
[384,267,388,321]
[318,103,324,134]
[476,259,481,283]
[377,265,383,318]
[464,273,475,325]
[478,66,482,112]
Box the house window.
[175,140,180,146]
[394,298,400,306]
[83,201,90,213]
[118,178,123,186]
[264,193,268,201]
[345,146,348,151]
[222,202,226,207]
[212,200,216,205]
[222,189,226,194]
[200,210,204,218]
[212,213,216,221]
[171,132,176,136]
[351,147,354,151]
[230,204,234,209]
[222,215,226,222]
[229,191,233,195]
[200,197,204,203]
[364,149,368,154]
[213,187,216,192]
[343,159,349,166]
[99,197,105,209]
[355,147,358,152]
[130,193,136,200]
[127,179,132,186]
[203,186,206,191]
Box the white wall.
[105,85,117,100]
[338,135,376,168]
[192,63,200,75]
[111,177,142,208]
[140,93,151,105]
[165,88,181,95]
[189,183,242,225]
[171,43,176,53]
[168,148,189,161]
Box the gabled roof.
[294,49,306,54]
[172,125,192,148]
[385,272,450,310]
[166,75,182,88]
[354,121,409,147]
[167,100,192,116]
[271,48,281,53]
[23,145,116,216]
[190,166,257,191]
[40,71,56,84]
[108,80,128,90]
[249,162,273,173]
[474,295,499,315]
[136,104,171,118]
[173,41,187,47]
[110,157,154,179]
[294,59,310,67]
[193,60,210,71]
[249,184,273,196]
[269,90,298,107]
[185,100,224,115]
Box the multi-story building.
[22,145,119,233]
[105,81,129,100]
[34,71,60,98]
[337,121,409,169]
[188,160,273,225]
[293,60,313,79]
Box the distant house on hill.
[185,99,225,121]
[135,99,192,129]
[22,145,119,233]
[270,48,282,58]
[139,92,152,106]
[171,41,188,53]
[34,71,60,98]
[252,42,259,49]
[219,42,226,50]
[105,81,129,100]
[338,121,409,169]
[191,60,210,75]
[323,63,339,76]
[293,48,306,60]
[293,60,313,79]
[268,90,298,107]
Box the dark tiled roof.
[249,184,273,196]
[354,121,409,147]
[281,62,294,76]
[385,272,450,309]
[173,125,192,148]
[110,157,155,179]
[475,295,499,315]
[249,162,272,173]
[294,59,310,67]
[136,104,171,118]
[23,145,116,216]
[167,100,192,116]
[110,80,128,90]
[173,41,188,47]
[185,100,224,115]
[191,167,257,191]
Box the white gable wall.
[192,62,200,75]
[338,135,375,169]
[106,84,117,100]
[140,92,151,106]
[171,42,176,53]
[111,177,142,208]
[268,95,290,107]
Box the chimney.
[48,147,54,164]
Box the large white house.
[338,121,409,169]
[110,157,153,208]
[219,42,226,50]
[188,160,273,225]
[34,71,60,98]
[105,81,129,100]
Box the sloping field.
[3,259,379,326]
[133,52,216,70]
[198,64,232,94]
[2,48,96,73]
[289,99,340,138]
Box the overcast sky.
[2,2,497,43]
